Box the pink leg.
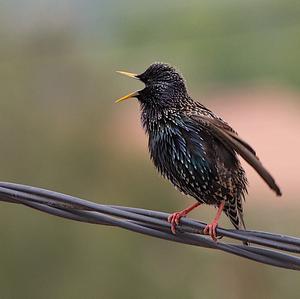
[168,202,201,234]
[203,201,225,241]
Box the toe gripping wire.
[0,181,299,270]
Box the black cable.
[0,181,299,270]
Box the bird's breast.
[146,119,219,197]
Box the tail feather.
[224,201,246,231]
[224,202,248,245]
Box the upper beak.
[116,70,140,103]
[116,71,138,79]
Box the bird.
[116,62,282,241]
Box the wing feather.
[190,115,282,196]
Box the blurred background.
[0,0,299,298]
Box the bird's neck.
[140,105,180,135]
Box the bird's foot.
[168,211,187,234]
[167,203,201,234]
[203,221,219,241]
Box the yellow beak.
[116,70,140,103]
[116,71,138,79]
[115,90,139,103]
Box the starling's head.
[116,62,188,108]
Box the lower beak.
[115,91,139,103]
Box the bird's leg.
[168,202,201,234]
[203,201,225,241]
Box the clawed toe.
[167,203,201,235]
[203,222,218,241]
[168,212,185,234]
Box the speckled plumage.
[117,62,281,232]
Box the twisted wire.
[0,182,299,270]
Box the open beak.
[115,70,140,103]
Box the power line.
[0,181,299,270]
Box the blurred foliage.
[0,0,299,298]
[113,0,300,89]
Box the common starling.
[116,62,282,241]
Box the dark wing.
[190,114,282,196]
